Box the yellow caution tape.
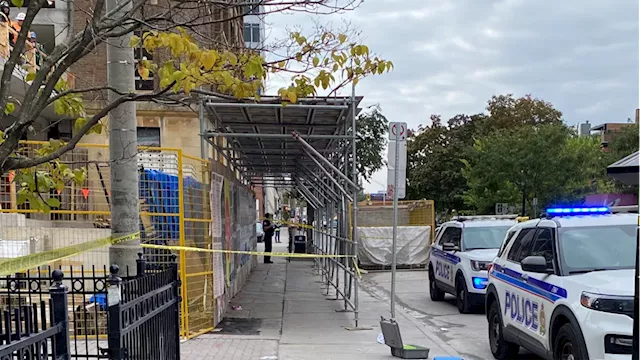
[141,243,355,258]
[260,218,317,230]
[0,232,140,276]
[352,258,362,279]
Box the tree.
[0,0,393,211]
[481,94,563,133]
[609,122,639,160]
[406,93,566,214]
[354,105,388,180]
[406,114,486,211]
[462,123,609,215]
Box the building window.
[137,127,160,147]
[134,31,154,91]
[244,23,260,43]
[243,4,259,15]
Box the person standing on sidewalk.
[263,213,275,264]
[274,220,281,243]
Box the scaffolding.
[201,91,366,327]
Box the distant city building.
[243,2,265,51]
[578,120,591,137]
[591,109,638,152]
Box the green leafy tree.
[406,93,566,214]
[354,105,389,180]
[406,114,486,211]
[609,122,639,160]
[607,122,639,193]
[481,94,563,133]
[462,123,609,215]
[0,0,393,211]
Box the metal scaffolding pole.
[304,154,354,203]
[292,131,360,191]
[350,82,364,330]
[206,132,354,140]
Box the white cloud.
[261,0,639,193]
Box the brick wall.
[70,1,243,91]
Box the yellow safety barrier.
[0,141,244,340]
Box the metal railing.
[106,256,181,360]
[0,254,181,359]
[0,269,70,359]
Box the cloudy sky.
[264,0,639,193]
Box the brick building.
[591,109,639,152]
[68,1,244,160]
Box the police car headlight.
[470,260,489,272]
[580,292,634,316]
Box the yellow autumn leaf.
[201,52,217,71]
[129,35,141,47]
[139,67,150,80]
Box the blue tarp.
[138,169,205,241]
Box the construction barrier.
[0,141,256,340]
[349,199,436,240]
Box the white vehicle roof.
[518,213,637,229]
[443,219,517,228]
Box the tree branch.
[5,84,174,170]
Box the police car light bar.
[545,207,610,216]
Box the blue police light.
[545,207,610,216]
[472,277,488,290]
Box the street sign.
[389,122,407,141]
[386,140,406,199]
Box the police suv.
[485,206,636,360]
[428,215,519,313]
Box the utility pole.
[106,0,140,272]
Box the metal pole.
[304,154,354,202]
[207,132,354,140]
[199,99,208,159]
[107,0,140,271]
[350,81,361,327]
[390,129,400,320]
[293,131,360,191]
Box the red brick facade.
[70,1,243,91]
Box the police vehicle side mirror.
[442,243,460,252]
[521,256,552,274]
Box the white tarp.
[357,226,431,266]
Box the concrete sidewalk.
[181,241,460,359]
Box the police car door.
[500,228,537,334]
[433,226,461,288]
[520,227,560,348]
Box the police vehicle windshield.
[559,224,637,274]
[462,226,511,250]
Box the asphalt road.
[361,270,543,360]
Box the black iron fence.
[106,258,181,360]
[0,254,181,360]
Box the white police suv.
[428,215,519,313]
[485,206,637,360]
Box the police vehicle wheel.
[553,324,587,360]
[428,267,445,301]
[456,275,471,313]
[488,301,519,359]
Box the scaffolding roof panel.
[203,96,363,180]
